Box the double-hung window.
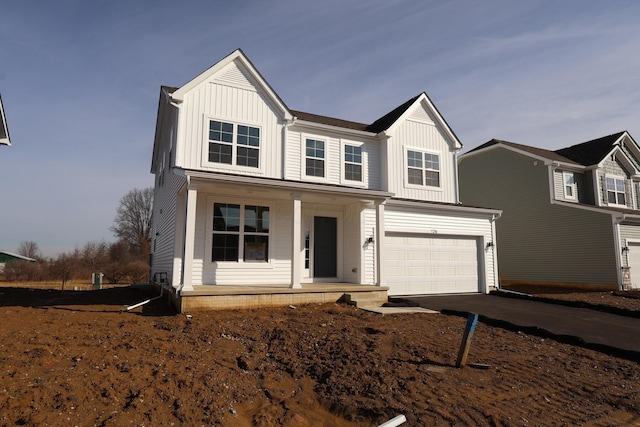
[606,176,626,206]
[212,203,269,262]
[344,145,362,182]
[306,139,325,177]
[407,149,440,187]
[208,120,260,168]
[563,172,576,199]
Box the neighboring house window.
[306,139,325,177]
[606,176,626,206]
[212,203,269,262]
[344,145,362,182]
[407,149,440,187]
[208,120,260,168]
[563,172,575,199]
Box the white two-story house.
[150,49,501,302]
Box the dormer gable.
[374,93,462,151]
[171,49,293,122]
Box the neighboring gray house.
[458,131,640,290]
[0,93,11,147]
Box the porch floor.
[167,283,389,312]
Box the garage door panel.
[385,234,480,295]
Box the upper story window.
[305,139,325,177]
[563,172,575,199]
[212,203,270,262]
[606,176,626,206]
[344,145,362,182]
[208,120,260,168]
[407,149,440,187]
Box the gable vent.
[217,63,255,88]
[408,106,434,124]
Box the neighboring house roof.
[465,132,634,168]
[0,93,10,147]
[467,138,581,165]
[291,110,370,132]
[555,131,627,166]
[0,251,36,263]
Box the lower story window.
[212,203,269,262]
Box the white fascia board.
[384,93,462,150]
[182,169,394,200]
[621,131,640,161]
[385,198,502,218]
[291,119,377,138]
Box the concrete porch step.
[343,292,388,308]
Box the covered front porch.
[164,283,389,312]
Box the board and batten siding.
[176,61,284,179]
[385,118,457,203]
[384,206,496,289]
[460,148,618,286]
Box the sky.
[1,0,640,257]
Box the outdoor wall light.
[622,246,630,254]
[486,242,495,249]
[366,237,374,244]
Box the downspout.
[489,211,502,291]
[454,149,461,204]
[613,213,627,290]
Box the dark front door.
[313,216,337,278]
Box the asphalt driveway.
[395,293,640,361]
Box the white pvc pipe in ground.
[378,415,407,427]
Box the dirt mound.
[1,286,639,426]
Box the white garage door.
[385,233,481,295]
[626,243,640,289]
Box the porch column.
[291,193,302,288]
[375,201,386,286]
[181,183,197,292]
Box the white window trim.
[340,140,366,187]
[402,146,443,191]
[563,171,576,200]
[201,115,265,174]
[605,174,627,207]
[205,196,274,269]
[302,135,329,182]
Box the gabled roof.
[555,131,627,166]
[0,251,36,263]
[293,92,462,149]
[170,49,293,121]
[0,93,11,147]
[466,139,581,165]
[464,132,638,169]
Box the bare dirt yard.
[1,284,639,426]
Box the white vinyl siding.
[385,118,457,202]
[286,125,380,189]
[176,60,283,178]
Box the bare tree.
[17,241,40,259]
[110,187,153,257]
